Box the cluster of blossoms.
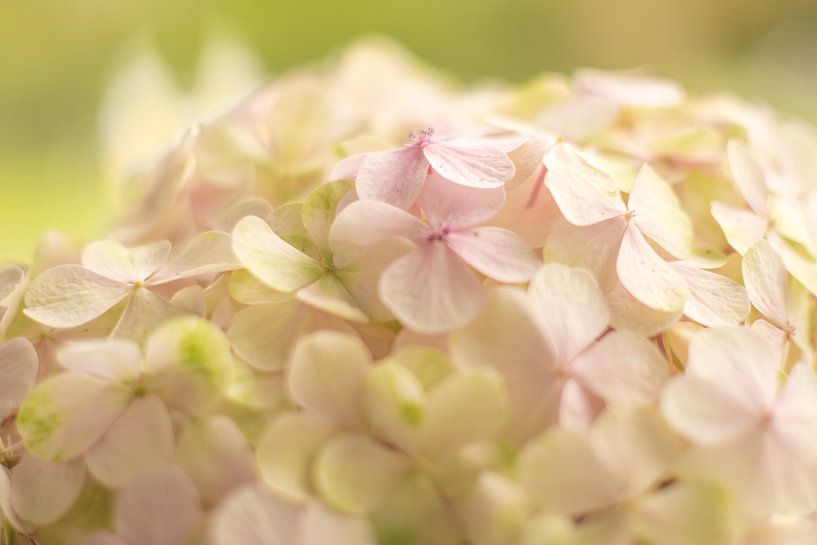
[4,40,817,545]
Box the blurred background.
[2,0,817,262]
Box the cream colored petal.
[232,215,324,292]
[288,331,371,427]
[10,454,85,526]
[315,432,410,514]
[24,265,131,329]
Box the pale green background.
[2,0,817,262]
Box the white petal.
[142,317,232,416]
[662,374,762,445]
[363,360,426,452]
[590,407,681,498]
[175,415,256,502]
[301,180,355,261]
[742,240,790,329]
[296,275,369,322]
[0,338,38,422]
[229,269,291,305]
[449,287,559,443]
[686,326,778,410]
[727,139,768,216]
[0,466,28,533]
[671,264,750,326]
[616,224,688,312]
[151,231,241,283]
[419,369,508,458]
[527,264,609,363]
[519,428,618,515]
[10,454,85,526]
[256,412,336,502]
[299,502,377,545]
[0,266,24,302]
[628,165,693,258]
[227,299,306,372]
[110,287,186,341]
[82,239,171,283]
[17,373,132,461]
[710,201,766,254]
[572,330,668,405]
[288,331,371,427]
[85,395,174,488]
[770,363,817,512]
[24,265,131,329]
[543,143,626,226]
[211,484,301,545]
[117,467,201,545]
[573,69,685,108]
[56,338,141,382]
[232,215,324,292]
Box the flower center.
[425,224,451,243]
[409,127,435,148]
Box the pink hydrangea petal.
[423,139,514,189]
[329,152,367,181]
[175,415,257,503]
[0,338,38,423]
[85,395,174,488]
[616,224,689,312]
[543,144,626,226]
[447,227,539,284]
[380,243,483,334]
[211,484,302,545]
[329,199,427,268]
[356,147,428,210]
[418,172,505,229]
[116,467,202,545]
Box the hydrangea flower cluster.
[4,41,817,545]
